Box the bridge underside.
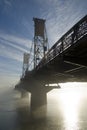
[21,34,87,86]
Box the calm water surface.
[0,83,87,130]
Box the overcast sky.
[0,0,87,87]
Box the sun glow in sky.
[0,0,87,87]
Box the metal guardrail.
[36,15,87,70]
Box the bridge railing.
[36,15,87,70]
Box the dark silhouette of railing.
[36,15,87,70]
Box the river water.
[0,82,87,130]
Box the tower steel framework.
[22,53,29,78]
[33,18,48,68]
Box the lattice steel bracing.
[33,18,48,68]
[22,53,29,78]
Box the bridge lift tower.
[22,53,30,78]
[33,18,49,68]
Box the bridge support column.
[30,89,47,118]
[15,80,59,118]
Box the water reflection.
[0,83,87,130]
[48,82,87,130]
[59,88,81,130]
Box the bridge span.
[20,15,87,83]
[15,15,87,116]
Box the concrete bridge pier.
[30,82,59,118]
[30,89,47,118]
[15,80,59,118]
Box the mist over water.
[0,83,87,130]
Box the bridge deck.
[23,15,87,84]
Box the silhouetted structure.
[22,53,29,78]
[15,15,87,116]
[33,18,48,68]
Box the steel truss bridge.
[21,15,87,84]
[15,15,87,113]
